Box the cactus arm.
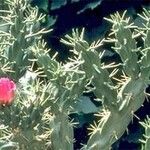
[61,9,150,149]
[140,116,150,150]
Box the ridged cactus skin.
[0,0,150,149]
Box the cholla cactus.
[0,0,51,80]
[0,0,54,149]
[0,0,150,150]
[61,8,150,150]
[140,116,150,150]
[0,0,86,149]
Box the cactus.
[0,1,86,149]
[0,0,150,149]
[0,0,53,149]
[61,8,150,150]
[140,116,150,150]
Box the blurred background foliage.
[30,0,149,149]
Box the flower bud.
[0,77,16,105]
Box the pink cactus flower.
[0,77,16,105]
